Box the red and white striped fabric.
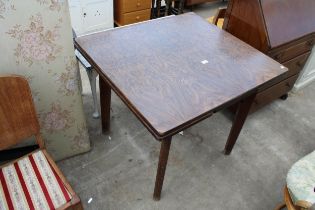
[0,150,72,210]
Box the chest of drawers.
[114,0,151,26]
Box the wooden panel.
[261,0,315,48]
[282,52,311,78]
[223,0,315,114]
[268,38,314,63]
[224,0,269,52]
[0,75,40,150]
[250,74,299,112]
[75,13,287,138]
[114,0,123,21]
[121,0,151,13]
[118,9,151,25]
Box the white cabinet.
[294,47,315,91]
[68,0,113,36]
[68,0,83,33]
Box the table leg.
[224,93,256,155]
[153,136,172,201]
[99,77,111,133]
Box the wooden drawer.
[282,52,311,77]
[269,38,314,63]
[124,0,151,13]
[116,0,151,13]
[250,74,299,112]
[117,9,151,25]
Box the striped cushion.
[0,150,72,210]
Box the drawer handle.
[137,2,141,6]
[136,16,140,20]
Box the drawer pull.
[136,16,140,20]
[137,2,141,6]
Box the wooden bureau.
[223,0,315,113]
[114,0,151,26]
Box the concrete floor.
[59,2,315,209]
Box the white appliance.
[68,0,113,36]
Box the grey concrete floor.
[59,2,315,209]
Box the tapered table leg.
[99,77,111,133]
[153,137,172,201]
[224,93,256,155]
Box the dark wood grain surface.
[75,13,287,138]
[261,0,315,48]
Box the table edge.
[74,29,289,140]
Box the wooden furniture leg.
[224,93,256,155]
[274,203,286,210]
[153,137,172,201]
[99,77,111,133]
[280,186,299,210]
[165,0,171,16]
[178,0,185,14]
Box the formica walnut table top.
[75,13,287,139]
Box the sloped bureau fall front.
[223,0,315,112]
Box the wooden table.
[75,13,288,200]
